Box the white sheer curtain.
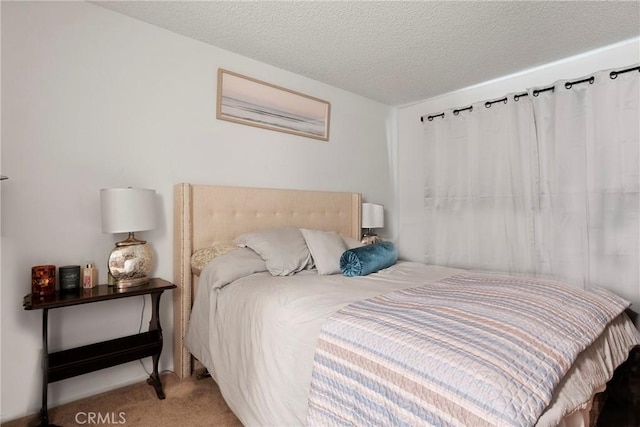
[531,68,639,302]
[423,96,538,273]
[423,66,639,305]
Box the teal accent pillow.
[340,241,398,277]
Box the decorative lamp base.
[108,232,153,289]
[361,232,381,245]
[114,276,151,289]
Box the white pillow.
[342,235,365,249]
[234,227,312,276]
[300,229,347,275]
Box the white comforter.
[185,248,640,427]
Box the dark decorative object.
[32,265,56,297]
[59,265,80,292]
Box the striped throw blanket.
[307,273,629,427]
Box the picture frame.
[216,69,331,141]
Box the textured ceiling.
[93,1,640,106]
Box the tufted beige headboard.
[173,183,362,378]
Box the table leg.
[38,309,61,427]
[146,292,165,400]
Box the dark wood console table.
[23,278,176,427]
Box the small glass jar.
[32,265,56,297]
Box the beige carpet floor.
[3,373,242,427]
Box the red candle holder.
[32,265,56,297]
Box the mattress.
[185,252,640,426]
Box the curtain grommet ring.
[565,77,594,89]
[454,106,471,116]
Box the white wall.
[396,38,640,297]
[0,2,394,421]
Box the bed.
[173,183,640,427]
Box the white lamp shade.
[362,203,384,229]
[100,188,157,234]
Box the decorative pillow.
[191,242,239,276]
[234,227,312,276]
[340,241,398,277]
[300,229,347,275]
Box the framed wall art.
[216,69,331,141]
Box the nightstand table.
[23,277,176,427]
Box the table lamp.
[100,188,157,289]
[361,202,384,244]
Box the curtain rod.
[420,65,640,123]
